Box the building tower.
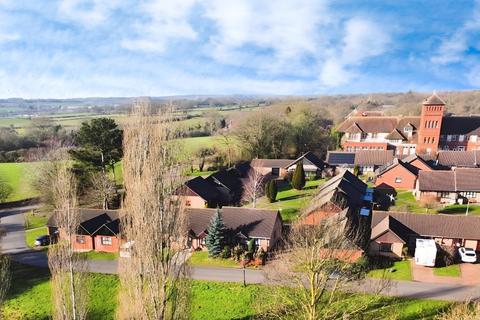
[416,92,445,154]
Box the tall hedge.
[291,161,306,190]
[265,180,278,203]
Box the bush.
[291,162,306,190]
[283,171,293,183]
[265,180,277,202]
[232,245,244,262]
[436,245,457,267]
[220,246,231,259]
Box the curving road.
[1,206,480,302]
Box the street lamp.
[466,198,470,216]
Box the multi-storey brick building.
[337,93,480,155]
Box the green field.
[368,260,413,281]
[0,162,40,202]
[2,263,453,319]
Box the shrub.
[265,180,277,203]
[232,245,244,261]
[220,246,231,259]
[291,161,306,190]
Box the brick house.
[325,150,394,174]
[186,207,283,252]
[375,154,432,190]
[434,150,480,168]
[415,168,480,204]
[251,151,325,178]
[47,209,121,253]
[369,211,480,259]
[337,93,480,156]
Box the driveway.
[411,260,480,285]
[2,206,480,302]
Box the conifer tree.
[205,208,226,257]
[291,161,306,190]
[265,180,278,202]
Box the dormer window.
[404,126,413,133]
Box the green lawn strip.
[185,170,217,177]
[433,264,462,277]
[438,204,480,215]
[368,260,413,281]
[188,251,240,268]
[77,251,119,261]
[3,263,453,320]
[24,211,49,230]
[0,162,40,202]
[25,227,48,248]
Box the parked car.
[34,235,50,246]
[458,247,477,263]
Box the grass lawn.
[77,251,119,261]
[368,260,413,281]
[24,211,49,230]
[433,264,462,277]
[188,251,239,268]
[0,162,40,202]
[2,263,453,319]
[390,190,428,214]
[25,227,48,248]
[185,169,217,177]
[255,179,326,222]
[438,204,480,216]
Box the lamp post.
[466,198,470,216]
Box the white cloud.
[58,0,119,27]
[121,0,197,52]
[431,0,480,64]
[320,17,390,87]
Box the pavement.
[411,259,480,285]
[2,206,480,302]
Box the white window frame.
[101,236,112,246]
[395,177,402,183]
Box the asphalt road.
[2,206,480,302]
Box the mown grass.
[2,263,453,320]
[188,251,239,268]
[433,264,462,277]
[438,204,480,216]
[77,251,119,261]
[25,227,48,248]
[24,211,49,230]
[255,179,326,222]
[0,162,40,202]
[368,260,413,281]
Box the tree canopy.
[205,209,226,257]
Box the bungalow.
[186,207,283,252]
[183,176,221,208]
[435,150,480,168]
[415,168,480,204]
[301,170,373,249]
[251,151,325,178]
[375,154,432,190]
[47,209,121,253]
[326,150,394,174]
[369,211,480,259]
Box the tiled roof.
[250,159,292,168]
[185,176,220,203]
[354,150,394,166]
[47,209,120,236]
[286,151,325,169]
[186,207,281,239]
[440,116,480,135]
[385,129,406,141]
[376,158,419,176]
[423,92,446,105]
[436,150,480,168]
[372,211,480,241]
[417,168,480,191]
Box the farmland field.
[0,162,40,201]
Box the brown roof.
[376,158,419,176]
[186,207,281,239]
[440,116,480,136]
[437,150,480,168]
[47,209,120,235]
[250,159,292,168]
[385,129,406,141]
[423,92,446,105]
[372,211,480,241]
[354,150,394,166]
[418,168,480,192]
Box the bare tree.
[86,171,116,209]
[0,221,10,311]
[118,101,190,320]
[242,168,264,208]
[46,150,88,320]
[260,216,388,320]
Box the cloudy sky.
[0,0,479,98]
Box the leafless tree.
[0,221,10,311]
[118,101,190,320]
[242,168,264,208]
[46,150,88,320]
[85,171,116,209]
[260,216,388,320]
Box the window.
[185,200,191,207]
[371,133,378,139]
[404,126,412,133]
[271,167,280,176]
[395,177,402,183]
[76,236,85,244]
[451,135,458,142]
[460,192,476,198]
[456,146,465,151]
[101,237,112,245]
[437,192,450,198]
[471,135,478,142]
[200,237,206,245]
[440,135,446,141]
[402,147,409,155]
[346,146,353,152]
[379,243,392,252]
[459,135,465,142]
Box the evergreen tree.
[205,208,226,257]
[291,161,306,190]
[265,180,277,203]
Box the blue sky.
[0,0,479,98]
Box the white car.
[459,247,477,263]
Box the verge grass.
[368,260,413,281]
[433,264,462,277]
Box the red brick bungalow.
[375,154,432,190]
[47,209,121,253]
[186,207,283,252]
